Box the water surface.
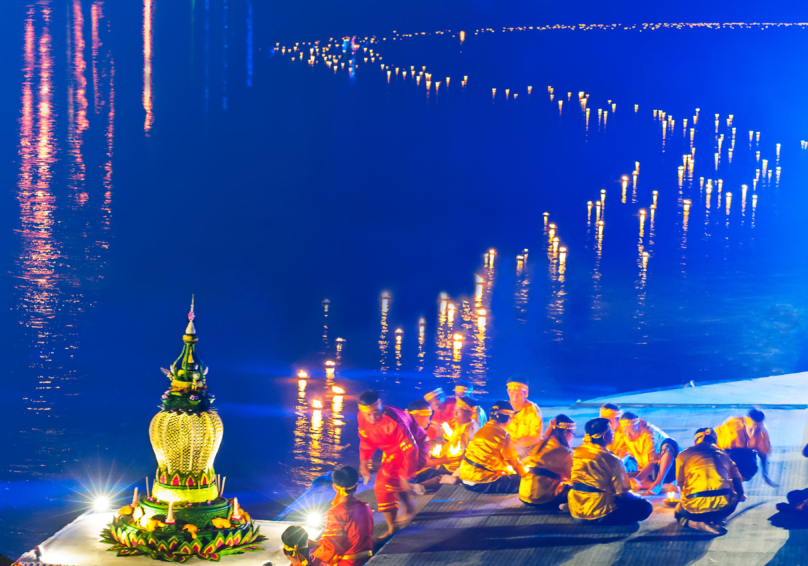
[1,3,808,557]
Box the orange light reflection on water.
[143,0,154,133]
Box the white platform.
[579,371,808,408]
[16,511,314,566]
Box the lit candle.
[165,501,175,524]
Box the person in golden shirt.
[505,377,543,458]
[569,418,652,524]
[457,401,527,494]
[413,396,478,491]
[715,409,777,486]
[612,412,679,495]
[520,414,576,508]
[675,427,745,535]
[600,404,621,431]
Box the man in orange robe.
[312,467,374,566]
[358,390,421,537]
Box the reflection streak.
[143,0,154,133]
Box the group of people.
[281,378,780,564]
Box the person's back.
[520,434,573,505]
[459,420,513,483]
[312,466,375,566]
[568,418,651,524]
[569,441,627,520]
[456,401,525,494]
[716,416,771,455]
[316,497,374,566]
[678,442,738,515]
[674,428,745,534]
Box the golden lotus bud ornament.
[101,298,266,561]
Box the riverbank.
[17,372,808,565]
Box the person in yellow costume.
[413,396,478,491]
[600,404,621,431]
[457,401,527,494]
[611,412,679,495]
[674,427,745,535]
[715,409,777,486]
[569,418,652,524]
[520,414,576,508]
[505,377,543,458]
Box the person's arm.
[675,453,685,488]
[759,453,779,487]
[612,456,632,496]
[358,429,376,484]
[503,435,527,476]
[727,454,747,501]
[560,450,574,481]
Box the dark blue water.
[2,1,808,558]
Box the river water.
[1,2,808,557]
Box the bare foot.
[378,526,398,539]
[439,475,459,484]
[410,483,426,496]
[396,509,414,525]
[683,520,723,535]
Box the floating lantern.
[505,89,510,99]
[652,190,658,204]
[528,85,533,95]
[452,334,462,350]
[299,379,307,390]
[559,247,567,262]
[558,100,563,111]
[634,104,639,112]
[492,88,496,99]
[725,193,732,213]
[312,400,323,409]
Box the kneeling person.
[457,401,527,494]
[311,466,374,566]
[416,396,477,488]
[612,412,679,495]
[569,418,652,524]
[675,428,745,534]
[520,414,576,507]
[715,409,777,486]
